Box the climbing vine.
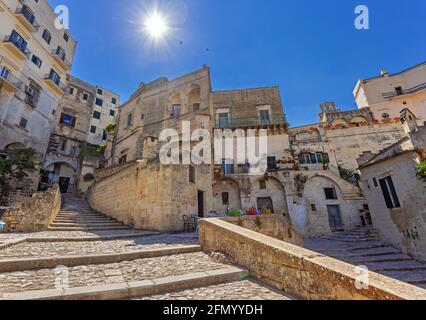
[0,148,36,189]
[417,159,426,182]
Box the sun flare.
[144,12,169,39]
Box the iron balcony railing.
[4,34,31,57]
[15,5,40,30]
[0,66,23,90]
[215,115,288,129]
[45,73,66,91]
[51,49,72,68]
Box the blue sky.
[49,0,426,127]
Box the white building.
[354,61,426,123]
[0,0,76,159]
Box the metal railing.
[15,6,40,30]
[215,115,288,129]
[0,66,23,90]
[51,49,72,68]
[3,35,31,57]
[44,73,66,91]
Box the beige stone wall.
[199,218,426,300]
[1,185,61,232]
[88,160,213,232]
[360,151,426,261]
[223,214,303,246]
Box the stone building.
[354,61,426,122]
[358,109,426,261]
[42,75,119,195]
[0,0,76,192]
[89,67,368,236]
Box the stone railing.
[1,185,61,232]
[94,161,137,182]
[222,214,303,246]
[199,218,426,300]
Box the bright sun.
[144,12,169,39]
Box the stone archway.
[42,161,77,193]
[252,176,289,215]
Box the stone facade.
[1,185,60,232]
[358,110,426,261]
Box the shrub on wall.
[83,173,95,182]
[417,159,426,182]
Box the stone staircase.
[49,196,131,232]
[304,226,426,289]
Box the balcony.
[44,74,66,95]
[0,67,23,93]
[2,35,31,60]
[15,6,39,33]
[215,115,288,129]
[51,49,71,71]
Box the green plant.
[416,159,426,182]
[83,173,95,182]
[0,148,36,188]
[338,166,360,185]
[227,210,241,217]
[104,124,117,135]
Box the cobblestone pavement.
[0,234,198,260]
[136,280,293,300]
[0,252,228,294]
[0,230,162,241]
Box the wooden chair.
[182,215,194,232]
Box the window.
[222,192,229,205]
[259,110,271,125]
[19,117,28,129]
[324,188,338,200]
[59,113,76,127]
[55,46,66,62]
[119,155,127,164]
[82,93,89,101]
[25,84,40,107]
[267,156,278,171]
[373,177,378,187]
[112,97,117,104]
[42,29,51,44]
[63,32,69,42]
[193,103,200,111]
[395,86,403,96]
[379,176,401,209]
[311,204,317,211]
[9,30,27,53]
[97,88,103,95]
[127,113,133,127]
[189,165,196,183]
[141,113,145,120]
[48,69,61,86]
[95,98,103,107]
[60,139,67,151]
[259,180,267,190]
[382,113,390,120]
[0,67,10,80]
[171,104,181,118]
[102,130,107,141]
[93,111,101,120]
[109,110,115,117]
[217,113,230,127]
[69,87,74,95]
[90,126,97,134]
[298,152,329,165]
[31,55,42,68]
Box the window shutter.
[379,178,394,209]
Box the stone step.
[344,254,414,264]
[321,236,376,243]
[381,269,426,284]
[56,214,106,218]
[325,247,401,258]
[50,222,125,228]
[48,226,131,231]
[354,260,426,272]
[1,267,248,300]
[53,217,115,222]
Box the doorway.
[198,190,205,218]
[327,205,344,232]
[58,177,71,194]
[257,197,274,213]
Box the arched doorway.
[41,161,77,193]
[253,176,288,215]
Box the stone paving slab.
[0,252,230,294]
[136,280,293,300]
[0,234,198,260]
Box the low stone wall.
[1,185,61,233]
[198,218,426,300]
[223,215,303,246]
